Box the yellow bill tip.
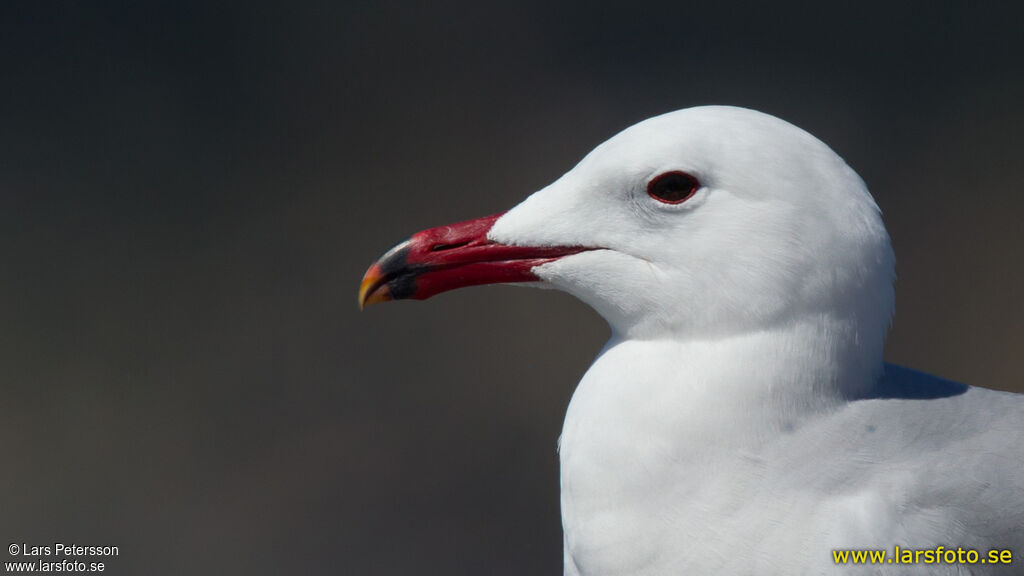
[358,264,391,310]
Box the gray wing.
[839,364,1024,549]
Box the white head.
[489,106,894,347]
[362,105,895,376]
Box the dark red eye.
[647,171,700,204]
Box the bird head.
[360,106,894,344]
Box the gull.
[359,106,1023,574]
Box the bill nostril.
[430,241,471,252]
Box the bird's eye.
[647,171,699,204]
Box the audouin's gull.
[360,106,1023,574]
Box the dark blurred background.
[1,1,1022,574]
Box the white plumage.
[363,105,1023,574]
[486,106,1023,574]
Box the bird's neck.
[558,316,885,575]
[564,314,882,451]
